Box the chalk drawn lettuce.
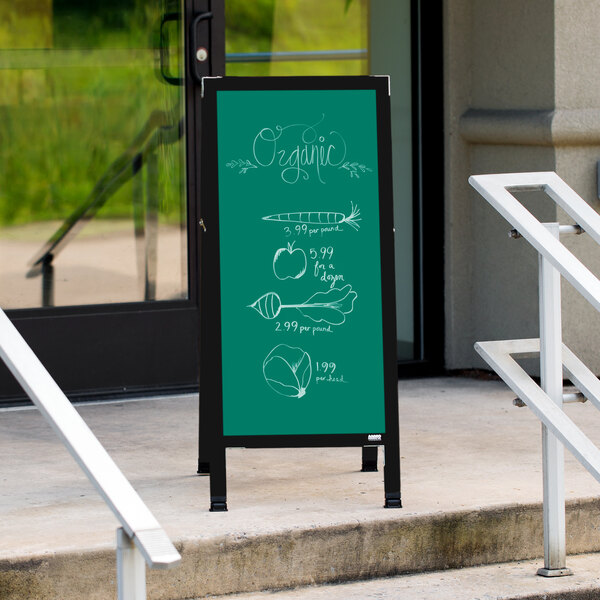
[263,344,312,398]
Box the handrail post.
[117,527,147,600]
[537,223,570,576]
[469,172,600,577]
[41,255,54,307]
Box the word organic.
[253,115,347,184]
[226,114,372,185]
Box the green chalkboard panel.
[217,88,385,436]
[199,76,400,510]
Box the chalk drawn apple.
[273,242,307,280]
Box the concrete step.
[221,553,600,600]
[3,377,600,599]
[3,499,600,599]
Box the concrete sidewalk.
[2,376,600,598]
[224,553,600,600]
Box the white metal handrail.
[0,308,180,599]
[471,172,600,310]
[470,171,600,577]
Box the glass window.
[225,0,368,76]
[0,0,187,308]
[225,0,415,361]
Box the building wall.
[554,1,600,374]
[444,0,600,373]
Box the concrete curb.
[3,498,600,600]
[222,553,600,600]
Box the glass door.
[224,0,420,364]
[0,0,223,402]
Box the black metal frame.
[198,75,401,512]
[0,0,225,404]
[398,0,444,378]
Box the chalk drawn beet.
[263,344,312,398]
[249,285,357,325]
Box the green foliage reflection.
[225,0,368,77]
[0,0,184,227]
[0,0,367,228]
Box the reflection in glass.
[224,0,415,361]
[225,0,368,76]
[0,0,187,308]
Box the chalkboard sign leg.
[361,446,378,472]
[198,398,210,474]
[209,446,228,512]
[383,442,402,508]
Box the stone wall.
[444,0,600,373]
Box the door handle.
[159,12,184,86]
[190,11,213,83]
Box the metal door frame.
[0,1,225,404]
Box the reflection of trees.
[225,0,368,78]
[0,1,184,227]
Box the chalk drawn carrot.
[248,285,357,325]
[262,203,361,231]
